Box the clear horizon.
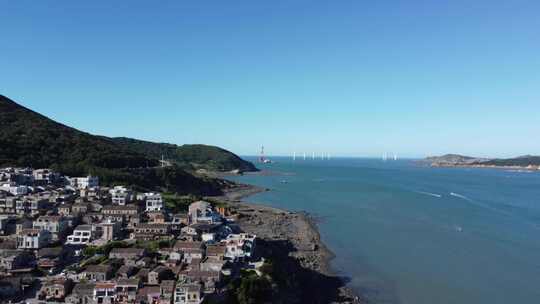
[2,1,539,158]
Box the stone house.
[0,249,35,271]
[39,278,74,301]
[131,223,171,241]
[15,218,32,234]
[37,246,68,271]
[135,268,150,284]
[102,204,139,219]
[33,215,69,240]
[93,282,116,304]
[117,265,138,279]
[115,278,140,303]
[17,228,51,249]
[71,202,89,214]
[148,266,174,285]
[200,257,226,273]
[65,282,95,304]
[16,195,49,215]
[147,211,166,223]
[57,204,72,216]
[82,264,113,281]
[174,241,205,263]
[171,213,188,231]
[109,248,147,261]
[179,270,221,294]
[188,201,221,225]
[99,220,120,242]
[137,286,161,304]
[0,195,16,214]
[160,280,176,304]
[174,281,203,304]
[205,244,226,260]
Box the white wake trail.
[416,191,442,198]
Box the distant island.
[423,154,540,170]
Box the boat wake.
[450,192,473,202]
[416,191,442,198]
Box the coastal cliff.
[214,185,363,304]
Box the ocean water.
[228,157,540,304]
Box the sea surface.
[228,157,540,304]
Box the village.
[0,167,260,304]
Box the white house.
[188,201,221,225]
[0,182,28,196]
[66,225,94,245]
[220,233,256,261]
[202,233,216,243]
[142,193,163,212]
[109,186,133,205]
[33,169,59,185]
[69,176,99,190]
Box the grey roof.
[84,264,111,273]
[75,224,92,231]
[71,283,95,296]
[116,278,140,286]
[37,247,63,258]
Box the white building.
[109,186,133,205]
[188,201,221,225]
[0,182,28,196]
[142,193,163,212]
[93,282,116,304]
[66,225,94,245]
[17,229,51,249]
[33,169,59,185]
[220,233,256,261]
[32,215,68,240]
[70,176,99,190]
[174,281,203,304]
[202,233,216,243]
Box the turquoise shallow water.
[228,157,540,304]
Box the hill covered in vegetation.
[0,95,256,194]
[423,154,540,169]
[471,155,540,167]
[424,154,489,165]
[111,138,257,172]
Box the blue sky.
[1,0,539,158]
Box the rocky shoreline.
[430,163,540,171]
[213,184,364,304]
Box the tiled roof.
[174,241,203,250]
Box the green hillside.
[473,155,540,167]
[111,138,257,172]
[0,95,255,194]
